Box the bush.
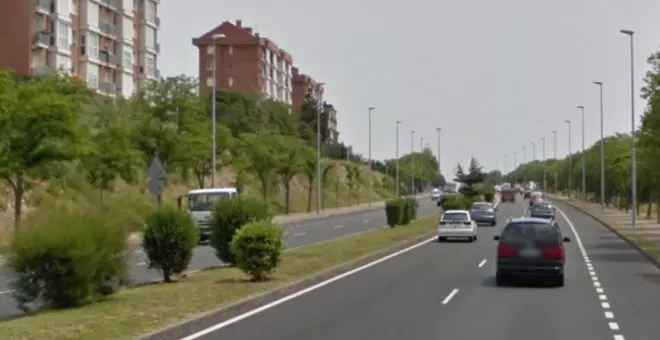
[230,220,284,281]
[210,196,273,264]
[442,195,473,210]
[385,199,405,227]
[405,197,419,221]
[484,191,494,203]
[142,206,199,282]
[9,208,128,311]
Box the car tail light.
[439,221,447,225]
[497,245,518,257]
[463,221,471,226]
[543,247,564,260]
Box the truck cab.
[178,187,238,242]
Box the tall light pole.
[396,120,402,198]
[210,33,225,187]
[531,142,536,161]
[522,146,527,183]
[504,154,509,183]
[541,136,547,192]
[621,29,637,228]
[368,106,375,207]
[577,105,586,200]
[436,127,442,178]
[420,137,424,192]
[315,82,326,214]
[513,150,517,184]
[565,120,572,196]
[411,130,415,195]
[594,81,605,212]
[552,130,558,193]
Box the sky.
[159,0,660,177]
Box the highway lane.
[0,197,437,319]
[183,198,524,340]
[187,196,660,340]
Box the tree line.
[504,48,660,221]
[0,70,442,230]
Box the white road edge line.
[441,288,459,305]
[179,236,437,340]
[477,259,487,268]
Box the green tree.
[238,133,283,200]
[0,72,90,229]
[276,137,307,213]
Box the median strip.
[0,215,438,340]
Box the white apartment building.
[22,0,161,98]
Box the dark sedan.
[470,202,497,226]
[530,201,555,219]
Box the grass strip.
[0,215,438,340]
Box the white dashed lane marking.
[555,207,626,340]
[477,259,487,268]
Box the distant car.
[530,201,555,219]
[523,190,532,199]
[470,202,497,226]
[493,217,571,287]
[431,188,442,201]
[501,188,517,203]
[437,210,478,242]
[529,191,543,206]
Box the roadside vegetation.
[0,69,443,337]
[503,48,660,221]
[435,157,494,210]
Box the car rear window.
[472,203,491,210]
[533,202,552,209]
[442,213,469,221]
[500,223,560,244]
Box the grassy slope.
[0,160,394,248]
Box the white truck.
[177,187,238,242]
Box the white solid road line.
[333,225,344,229]
[441,288,459,305]
[179,236,438,340]
[292,232,307,237]
[477,259,487,268]
[0,289,11,295]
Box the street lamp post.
[396,120,402,198]
[315,82,326,214]
[531,142,536,161]
[621,29,637,228]
[577,105,586,200]
[513,150,517,184]
[210,33,225,187]
[522,146,527,183]
[552,130,558,193]
[594,81,605,212]
[368,106,375,207]
[565,120,572,197]
[411,130,415,195]
[420,137,424,192]
[505,154,509,182]
[541,136,546,192]
[436,127,442,178]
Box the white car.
[437,210,478,242]
[431,188,442,201]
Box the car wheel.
[496,273,508,286]
[491,221,497,226]
[555,274,565,287]
[473,235,478,241]
[437,236,446,242]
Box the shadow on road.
[481,275,562,289]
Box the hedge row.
[385,198,419,227]
[8,196,283,311]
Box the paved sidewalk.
[547,194,660,262]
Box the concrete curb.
[136,230,436,340]
[547,195,660,271]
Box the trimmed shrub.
[385,199,405,227]
[210,196,273,264]
[9,208,128,311]
[405,197,419,220]
[231,220,284,281]
[142,206,199,282]
[442,195,473,210]
[484,191,494,203]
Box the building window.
[145,54,156,77]
[123,51,131,69]
[206,77,214,87]
[87,74,98,89]
[207,45,214,54]
[206,60,213,70]
[70,0,77,14]
[145,0,157,22]
[228,45,233,55]
[88,32,99,59]
[228,77,233,87]
[57,21,70,50]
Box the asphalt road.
[187,195,660,340]
[0,197,438,319]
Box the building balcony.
[31,64,55,76]
[99,0,119,9]
[36,0,53,13]
[99,22,118,38]
[99,50,119,66]
[32,31,53,49]
[98,81,117,95]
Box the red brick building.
[192,20,294,104]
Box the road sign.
[147,156,167,201]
